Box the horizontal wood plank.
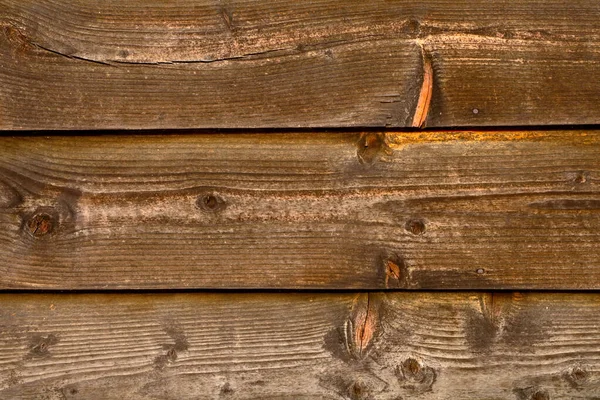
[1,292,600,399]
[0,130,599,289]
[1,0,600,129]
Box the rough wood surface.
[0,130,599,289]
[1,0,600,129]
[0,292,599,399]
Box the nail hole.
[405,219,426,235]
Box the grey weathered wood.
[1,0,600,129]
[0,292,599,399]
[0,130,599,289]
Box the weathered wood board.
[1,0,600,129]
[0,292,599,399]
[0,130,599,289]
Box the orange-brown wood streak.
[411,53,433,128]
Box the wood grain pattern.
[1,292,600,399]
[1,0,600,129]
[0,130,599,289]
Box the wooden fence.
[1,1,599,398]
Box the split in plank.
[0,130,599,289]
[1,292,600,399]
[1,0,600,129]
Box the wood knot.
[405,218,425,235]
[28,334,59,359]
[514,387,550,400]
[220,383,234,396]
[197,193,226,212]
[385,259,402,287]
[2,23,34,51]
[383,253,411,289]
[402,18,421,36]
[396,357,436,393]
[573,171,589,184]
[531,391,550,400]
[347,380,369,400]
[565,366,590,388]
[26,212,55,238]
[356,133,390,164]
[62,386,79,398]
[154,323,189,369]
[343,294,380,360]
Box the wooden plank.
[0,130,599,289]
[1,0,600,129]
[1,292,599,399]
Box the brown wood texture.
[0,292,599,399]
[1,0,600,129]
[0,130,599,290]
